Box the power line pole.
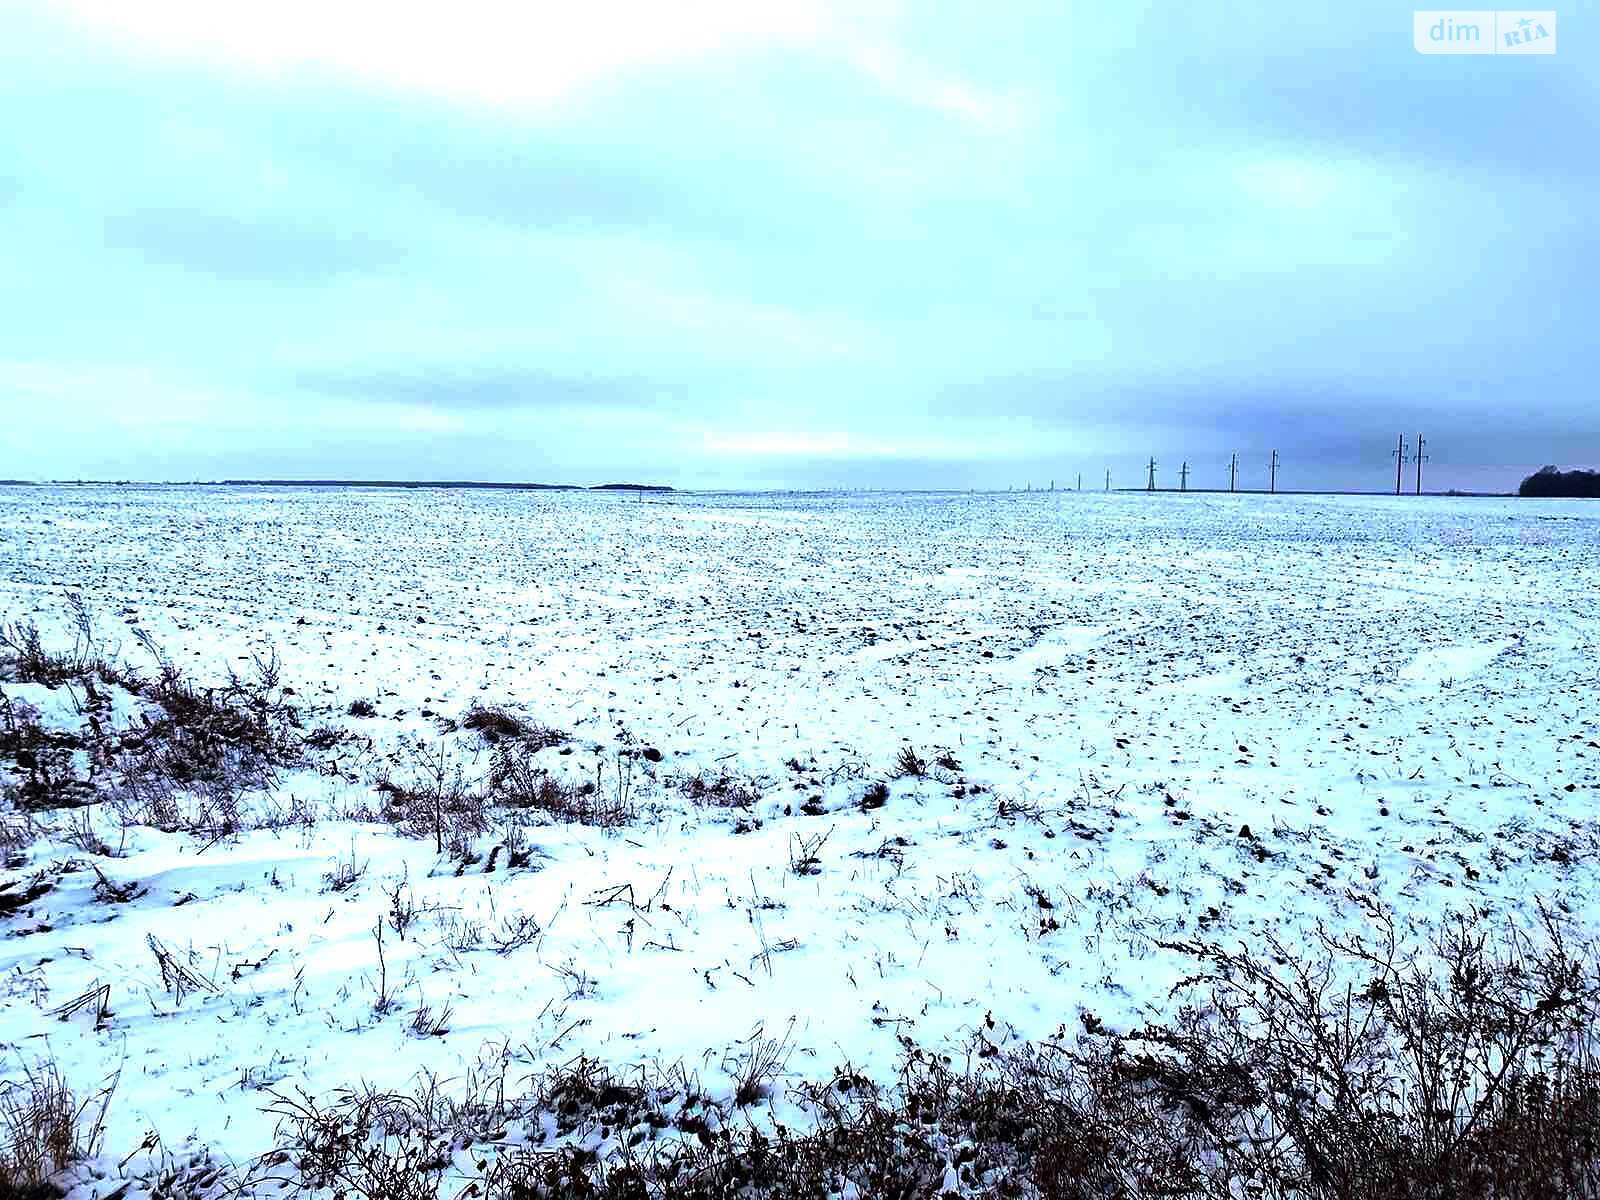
[1076,472,1082,492]
[1146,457,1157,491]
[1229,453,1237,493]
[1269,450,1279,493]
[1179,461,1189,492]
[1392,434,1408,495]
[1104,469,1111,492]
[1414,434,1428,495]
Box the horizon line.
[0,478,1551,499]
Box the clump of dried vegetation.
[0,598,648,856]
[371,737,632,859]
[375,742,488,855]
[892,744,928,778]
[484,740,573,814]
[0,597,117,691]
[1,599,303,830]
[236,899,1600,1199]
[111,632,302,833]
[671,768,762,810]
[0,1059,114,1197]
[462,702,564,750]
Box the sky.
[0,1,1595,492]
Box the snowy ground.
[1,485,1598,1178]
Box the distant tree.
[1519,465,1600,498]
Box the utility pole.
[1179,461,1190,492]
[1229,453,1238,493]
[1269,450,1279,494]
[1392,434,1408,495]
[1104,469,1111,492]
[1146,457,1157,491]
[1414,434,1428,495]
[1076,472,1082,492]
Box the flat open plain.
[1,485,1597,1186]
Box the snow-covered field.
[2,484,1598,1180]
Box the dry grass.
[485,742,635,827]
[0,693,92,812]
[248,902,1600,1199]
[376,742,488,855]
[485,741,571,813]
[0,596,121,691]
[115,632,301,806]
[462,703,563,749]
[891,744,928,778]
[0,1059,114,1196]
[1,601,304,828]
[671,768,762,809]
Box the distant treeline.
[216,480,674,493]
[1519,467,1600,498]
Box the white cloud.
[844,42,1025,132]
[1236,159,1341,209]
[703,430,854,457]
[56,0,829,109]
[700,426,1061,461]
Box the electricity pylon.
[1229,453,1238,492]
[1146,457,1157,491]
[1414,434,1428,495]
[1269,450,1279,493]
[1179,461,1189,492]
[1393,434,1409,495]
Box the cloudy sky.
[1,2,1594,491]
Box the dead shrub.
[250,901,1600,1200]
[485,741,572,814]
[0,606,337,836]
[485,743,633,827]
[376,743,488,854]
[302,725,348,751]
[1144,894,1600,1199]
[260,1067,516,1200]
[858,781,889,811]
